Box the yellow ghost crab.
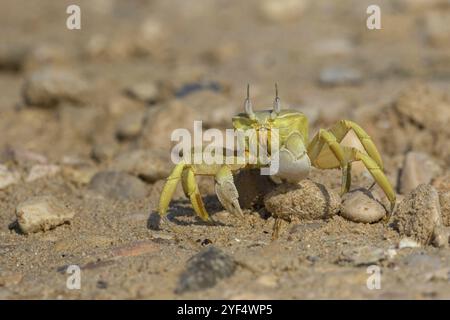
[158,85,396,236]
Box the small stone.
[393,184,442,245]
[175,246,236,294]
[115,110,145,140]
[340,189,387,223]
[135,18,167,55]
[88,171,148,200]
[22,68,89,107]
[398,237,421,249]
[264,179,340,222]
[259,0,309,23]
[319,66,362,86]
[25,164,60,182]
[0,165,20,190]
[110,149,171,183]
[91,142,118,163]
[431,225,449,248]
[338,246,386,266]
[399,152,441,195]
[202,42,239,64]
[256,274,278,288]
[62,165,98,186]
[125,82,158,103]
[107,94,144,117]
[15,196,75,234]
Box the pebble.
[91,142,119,163]
[338,246,387,266]
[115,110,145,140]
[107,94,144,117]
[393,184,442,245]
[398,237,421,249]
[399,151,441,194]
[0,165,20,190]
[256,274,278,288]
[319,66,362,86]
[259,0,309,23]
[340,189,387,223]
[264,179,341,222]
[22,68,89,107]
[110,149,171,183]
[125,82,159,104]
[88,171,148,200]
[175,246,236,294]
[431,225,449,248]
[25,164,60,182]
[15,196,75,234]
[62,165,98,186]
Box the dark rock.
[175,246,236,294]
[88,171,148,200]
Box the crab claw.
[215,166,244,218]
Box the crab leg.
[307,128,396,211]
[343,146,395,212]
[181,167,210,221]
[158,161,186,217]
[307,128,349,194]
[328,120,384,169]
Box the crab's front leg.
[158,160,246,222]
[215,165,244,218]
[271,131,311,184]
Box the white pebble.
[398,237,421,249]
[16,196,75,234]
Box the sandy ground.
[1,0,450,299]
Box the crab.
[158,85,396,237]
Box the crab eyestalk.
[244,84,256,119]
[271,83,281,118]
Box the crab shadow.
[147,195,229,230]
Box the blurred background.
[1,0,450,299]
[0,0,449,163]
